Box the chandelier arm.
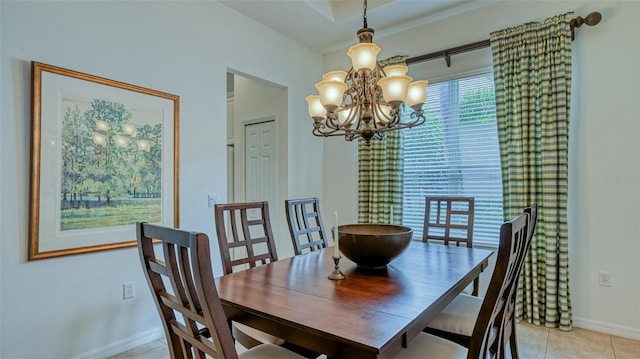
[352,114,363,134]
[371,66,387,126]
[337,68,358,127]
[372,104,395,127]
[345,130,363,142]
[313,125,349,137]
[315,117,343,133]
[344,104,358,126]
[315,132,352,138]
[324,113,343,130]
[406,109,427,125]
[314,131,352,138]
[387,108,402,127]
[342,90,359,126]
[354,71,368,112]
[376,115,426,132]
[365,69,378,105]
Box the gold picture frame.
[29,62,179,260]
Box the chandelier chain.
[363,0,368,28]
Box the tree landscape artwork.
[29,62,179,260]
[60,97,162,231]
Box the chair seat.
[233,322,285,348]
[426,293,482,336]
[239,343,305,359]
[395,332,467,358]
[461,283,475,296]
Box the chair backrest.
[524,203,538,242]
[467,212,530,359]
[423,196,475,247]
[214,201,278,274]
[285,197,329,255]
[137,222,239,359]
[499,203,539,357]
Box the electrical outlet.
[123,281,135,299]
[208,194,220,208]
[598,271,611,287]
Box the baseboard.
[71,327,164,359]
[573,317,640,340]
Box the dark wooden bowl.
[338,224,413,269]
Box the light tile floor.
[517,323,640,359]
[109,323,640,358]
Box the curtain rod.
[406,12,602,67]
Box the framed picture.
[28,62,179,260]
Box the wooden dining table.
[215,241,493,359]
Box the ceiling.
[219,0,499,54]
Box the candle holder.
[328,255,346,280]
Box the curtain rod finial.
[570,11,602,40]
[571,11,602,28]
[584,12,602,26]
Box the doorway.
[226,72,285,206]
[226,71,288,256]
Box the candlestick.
[334,211,339,257]
[328,255,346,280]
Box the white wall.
[323,0,640,339]
[0,1,323,358]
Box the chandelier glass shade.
[306,1,428,145]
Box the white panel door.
[244,120,276,207]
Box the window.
[401,71,504,247]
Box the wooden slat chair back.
[136,222,238,359]
[214,201,278,275]
[468,212,530,358]
[423,196,475,246]
[423,196,479,295]
[503,203,538,358]
[285,197,329,255]
[524,203,538,242]
[213,202,286,350]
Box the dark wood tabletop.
[215,241,493,359]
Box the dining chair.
[214,201,279,274]
[136,222,305,359]
[396,211,531,359]
[285,197,329,255]
[423,196,479,296]
[214,201,284,349]
[504,203,538,357]
[414,204,537,358]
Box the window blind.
[401,71,504,247]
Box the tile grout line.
[542,326,550,359]
[609,334,616,358]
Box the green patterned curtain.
[358,56,407,224]
[490,13,573,331]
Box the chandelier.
[306,0,428,146]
